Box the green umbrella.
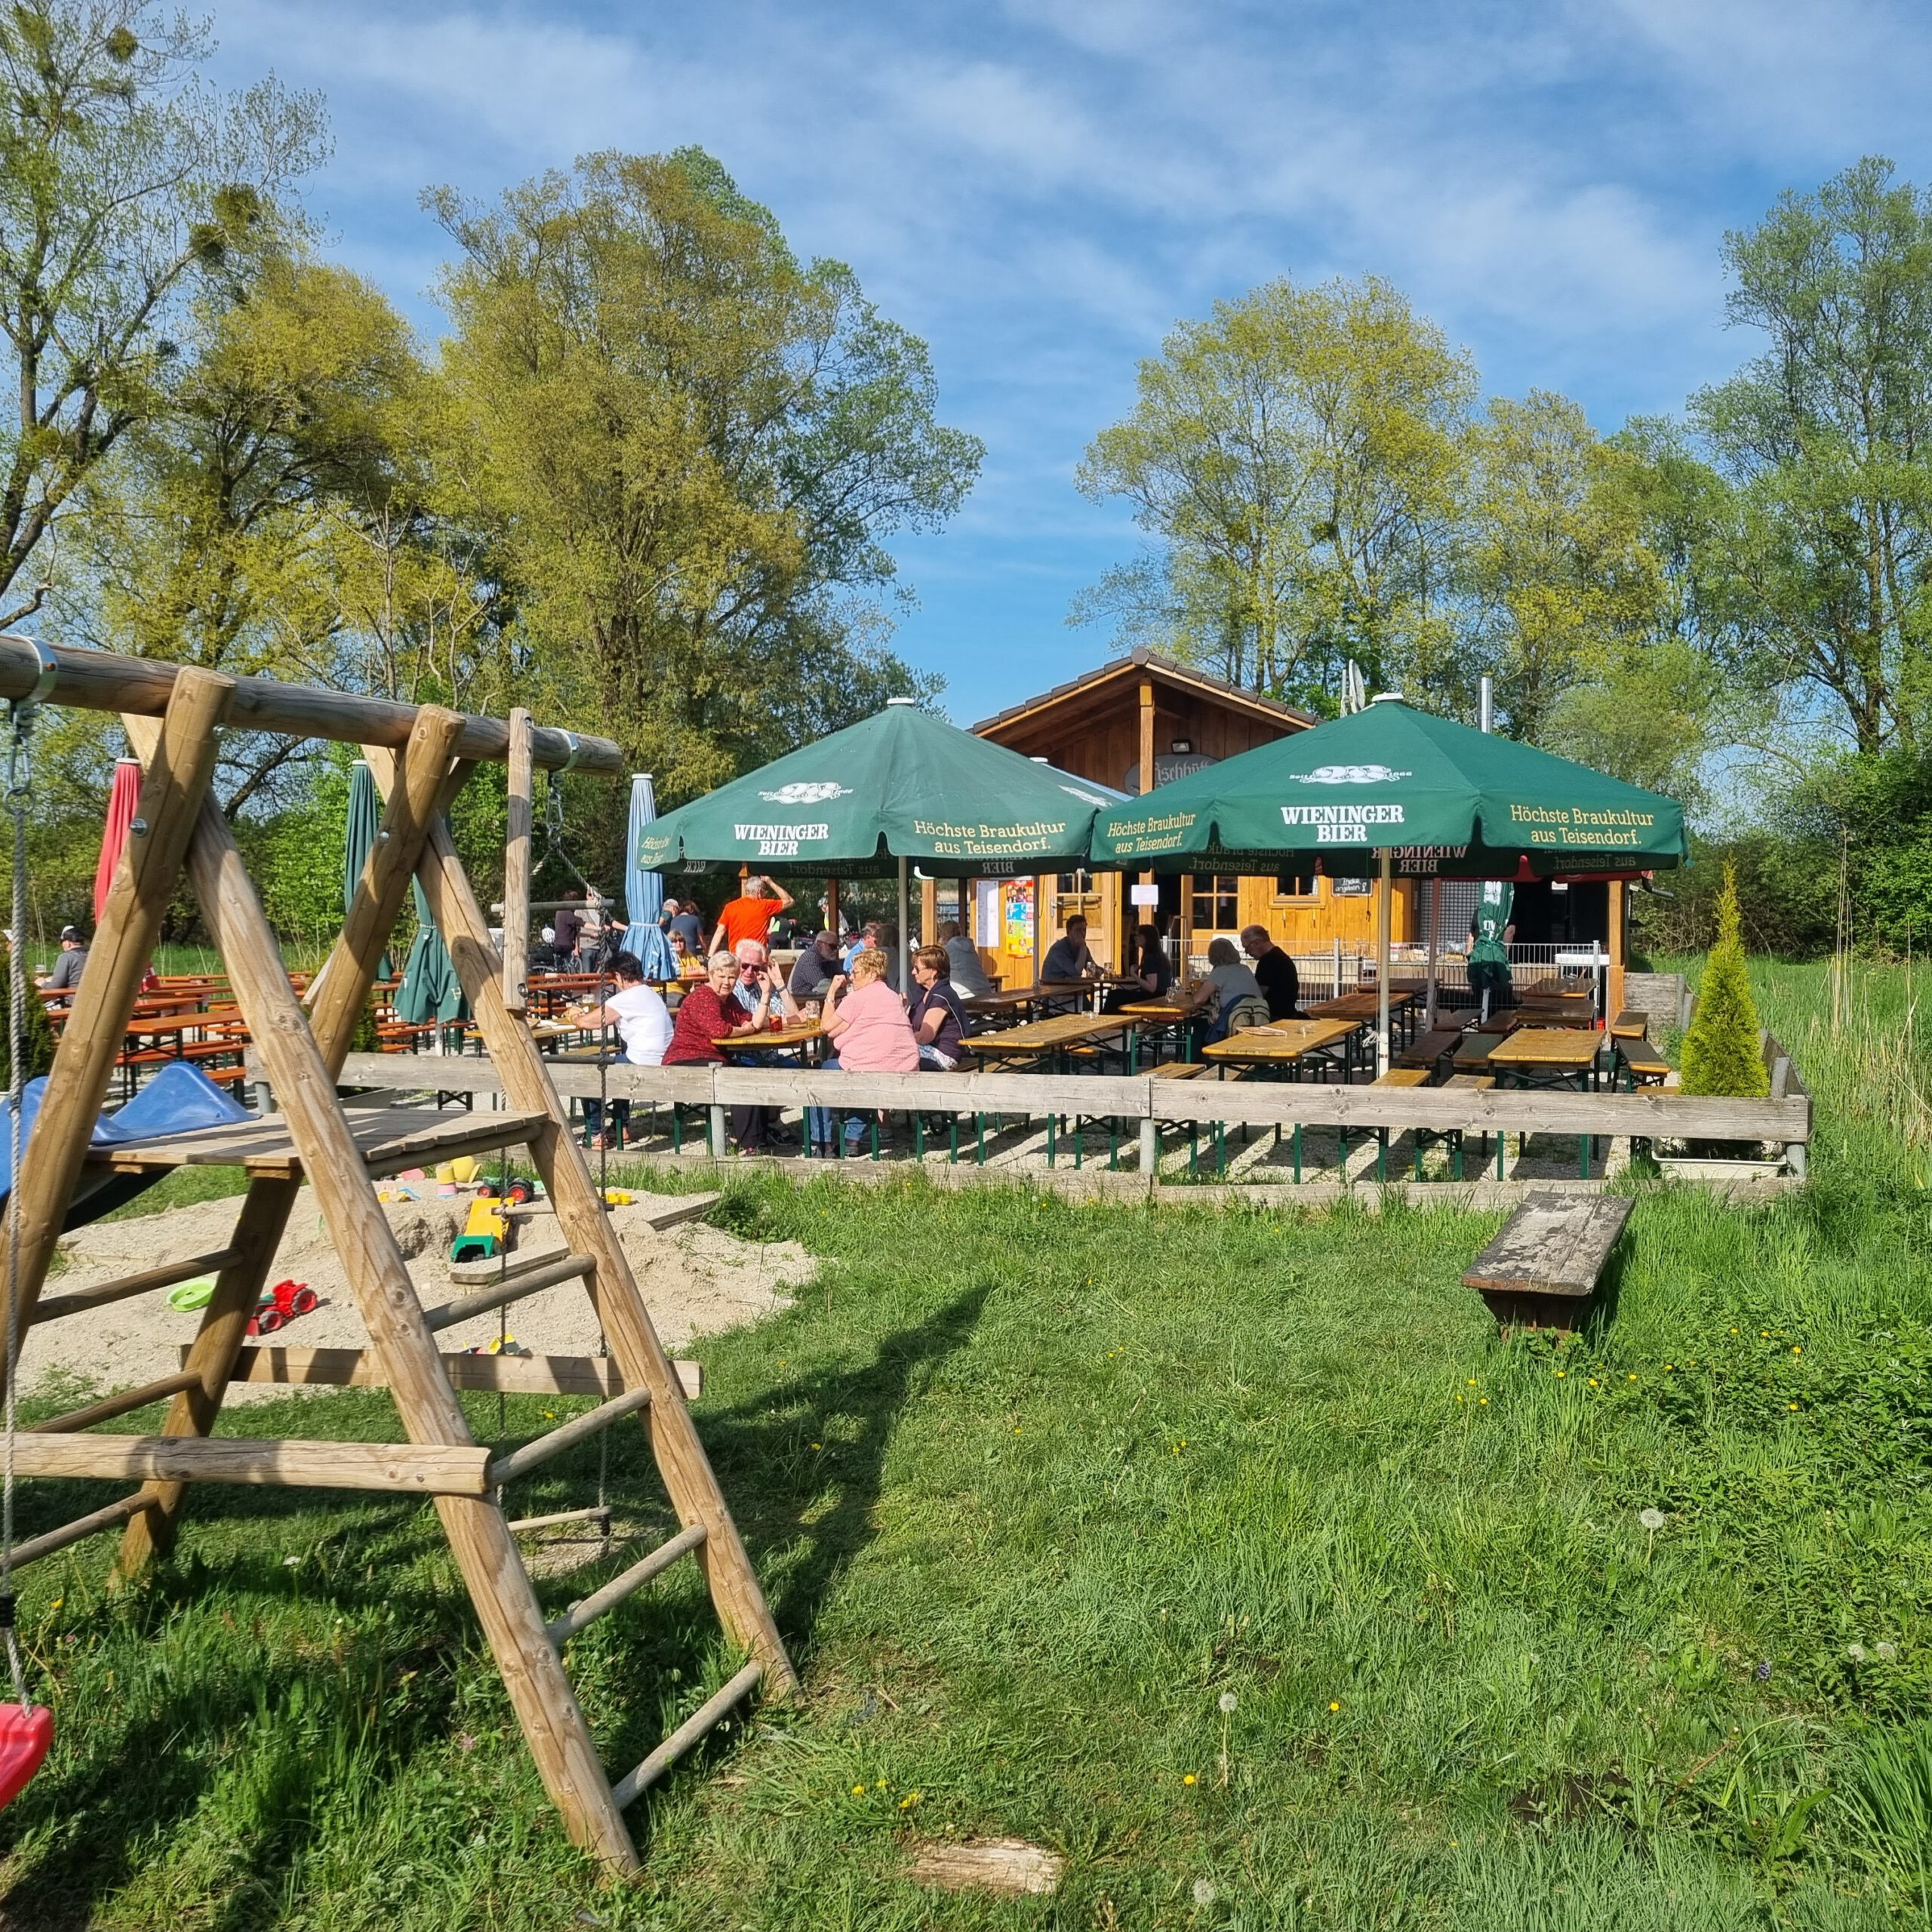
[1091,697,1687,1067]
[639,699,1121,989]
[638,700,1114,879]
[343,760,391,981]
[1094,697,1686,874]
[395,875,467,1028]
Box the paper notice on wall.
[974,878,1000,947]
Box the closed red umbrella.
[93,756,143,922]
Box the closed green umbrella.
[395,875,466,1029]
[639,699,1120,989]
[1091,697,1687,1068]
[343,760,391,980]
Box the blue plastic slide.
[0,1062,256,1231]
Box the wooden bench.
[1395,1027,1463,1073]
[1616,1036,1671,1087]
[1149,1060,1209,1080]
[1610,1008,1648,1039]
[1463,1192,1635,1331]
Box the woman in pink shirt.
[808,947,918,1155]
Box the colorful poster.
[1004,878,1035,956]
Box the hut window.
[1191,874,1240,932]
[1273,869,1318,903]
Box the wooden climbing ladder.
[0,645,795,1875]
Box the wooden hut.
[949,649,1626,1005]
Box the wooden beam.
[32,1246,242,1324]
[12,1492,157,1569]
[502,709,534,1011]
[4,668,232,1343]
[14,1432,492,1494]
[29,1369,202,1433]
[213,1344,700,1400]
[0,635,620,773]
[119,706,472,1575]
[392,767,798,1701]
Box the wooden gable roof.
[970,648,1316,742]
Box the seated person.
[551,891,584,968]
[1241,924,1303,1020]
[565,952,672,1149]
[665,949,789,1152]
[37,924,88,996]
[1180,936,1269,1046]
[789,929,842,999]
[908,945,971,1069]
[1041,914,1095,985]
[1105,922,1171,1010]
[938,919,993,998]
[665,898,705,952]
[808,946,918,1155]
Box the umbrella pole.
[1425,876,1441,1032]
[1377,848,1392,1078]
[897,856,909,995]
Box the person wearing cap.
[788,929,842,999]
[38,925,88,995]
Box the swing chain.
[2,693,42,1709]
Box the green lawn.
[6,960,1932,1928]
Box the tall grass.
[5,959,1930,1927]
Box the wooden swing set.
[0,641,795,1873]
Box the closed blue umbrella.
[620,773,675,980]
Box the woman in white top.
[1181,936,1268,1047]
[566,951,672,1149]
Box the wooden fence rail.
[303,1051,1814,1149]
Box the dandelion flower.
[1555,1370,1565,1378]
[1588,1378,1599,1387]
[877,1777,888,1789]
[1193,1878,1217,1906]
[1466,1377,1477,1386]
[1847,1643,1868,1663]
[1877,1641,1900,1662]
[900,1792,921,1809]
[1183,1772,1197,1786]
[851,1783,866,1795]
[1219,1691,1238,1714]
[1638,1508,1666,1531]
[1788,1401,1799,1411]
[1329,1700,1342,1712]
[1627,1374,1638,1382]
[1478,1397,1488,1406]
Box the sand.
[23,1189,816,1405]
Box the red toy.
[246,1278,318,1337]
[0,1703,51,1810]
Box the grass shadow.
[695,1281,992,1665]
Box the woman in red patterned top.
[666,949,781,1151]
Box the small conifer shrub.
[1681,864,1769,1100]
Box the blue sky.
[207,0,1932,727]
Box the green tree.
[1681,866,1770,1097]
[57,252,491,820]
[1073,274,1476,708]
[1462,391,1669,741]
[0,0,325,623]
[1692,157,1932,756]
[426,148,979,797]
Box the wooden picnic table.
[964,979,1103,1020]
[1201,1018,1358,1079]
[1307,988,1420,1045]
[968,1011,1135,1070]
[718,1020,823,1056]
[1484,1027,1605,1091]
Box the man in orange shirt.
[708,874,794,956]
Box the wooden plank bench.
[1616,1036,1671,1087]
[1463,1191,1635,1331]
[1610,1008,1648,1039]
[1395,1027,1464,1073]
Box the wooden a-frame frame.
[1,651,796,1875]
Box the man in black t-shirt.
[1240,925,1302,1020]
